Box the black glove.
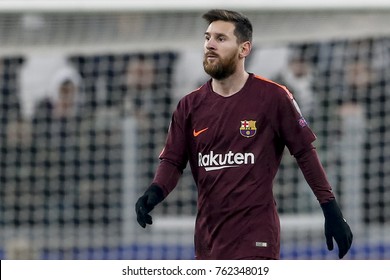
[135,184,164,228]
[321,199,353,259]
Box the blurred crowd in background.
[1,37,390,258]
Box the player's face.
[203,21,241,80]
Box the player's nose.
[205,38,217,50]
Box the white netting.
[0,6,390,260]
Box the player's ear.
[239,41,252,58]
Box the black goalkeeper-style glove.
[320,199,353,259]
[135,184,164,228]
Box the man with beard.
[135,9,353,260]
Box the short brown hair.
[202,9,253,43]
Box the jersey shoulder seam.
[253,74,294,100]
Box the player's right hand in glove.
[135,184,164,228]
[320,199,353,259]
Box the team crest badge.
[240,120,257,138]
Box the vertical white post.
[339,104,365,231]
[121,117,138,245]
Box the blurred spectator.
[311,38,390,225]
[121,53,175,190]
[31,73,84,227]
[273,45,317,122]
[19,54,81,119]
[27,57,124,242]
[272,45,319,213]
[340,39,388,224]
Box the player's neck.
[211,70,249,97]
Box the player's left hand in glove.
[135,184,164,228]
[321,199,353,259]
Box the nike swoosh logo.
[193,127,209,137]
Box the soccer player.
[135,9,353,260]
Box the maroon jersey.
[153,73,334,259]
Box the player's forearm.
[152,159,183,197]
[294,147,335,204]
